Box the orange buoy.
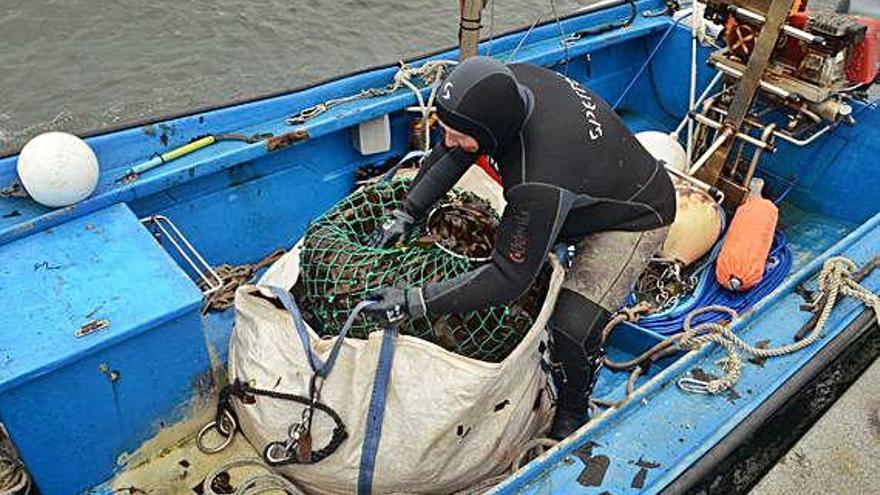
[716,189,779,291]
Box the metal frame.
[140,214,223,296]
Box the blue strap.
[269,286,372,378]
[357,325,399,495]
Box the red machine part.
[787,11,880,84]
[846,15,880,83]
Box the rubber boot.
[548,289,610,440]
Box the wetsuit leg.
[548,289,609,440]
[548,226,669,440]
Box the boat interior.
[0,1,877,493]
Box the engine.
[687,0,878,205]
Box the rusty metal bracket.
[266,129,310,152]
[75,319,111,338]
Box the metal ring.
[197,411,237,455]
[264,442,295,464]
[216,409,235,436]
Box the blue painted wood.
[0,1,874,493]
[0,203,208,495]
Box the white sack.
[228,166,559,494]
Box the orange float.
[716,195,779,291]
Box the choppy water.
[0,0,598,156]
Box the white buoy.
[635,131,687,172]
[16,131,99,208]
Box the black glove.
[364,287,427,326]
[369,209,416,248]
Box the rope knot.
[818,256,856,291]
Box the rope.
[506,14,542,63]
[0,446,29,495]
[201,457,305,495]
[677,257,880,394]
[286,60,457,136]
[595,256,879,402]
[612,10,691,110]
[548,0,570,74]
[200,249,286,312]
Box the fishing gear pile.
[292,179,547,362]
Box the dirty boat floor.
[102,406,266,494]
[589,204,855,406]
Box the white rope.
[548,0,570,74]
[677,257,880,394]
[506,14,542,63]
[393,60,456,150]
[0,447,29,495]
[201,457,305,495]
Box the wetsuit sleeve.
[417,183,574,317]
[403,146,476,220]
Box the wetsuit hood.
[435,56,533,154]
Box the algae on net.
[292,179,549,362]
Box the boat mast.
[459,0,484,60]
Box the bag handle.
[268,286,373,378]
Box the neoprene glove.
[369,209,416,248]
[364,287,427,326]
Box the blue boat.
[0,1,877,493]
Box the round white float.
[16,131,99,208]
[635,130,687,172]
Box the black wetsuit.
[405,63,676,318]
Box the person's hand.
[364,287,427,325]
[369,209,415,248]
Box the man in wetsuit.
[364,57,676,439]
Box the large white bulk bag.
[228,252,561,494]
[228,166,560,493]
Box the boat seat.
[0,203,208,495]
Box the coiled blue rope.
[633,231,793,335]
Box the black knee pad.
[549,289,611,351]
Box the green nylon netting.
[292,179,548,363]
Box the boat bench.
[0,203,209,495]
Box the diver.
[364,56,676,440]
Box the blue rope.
[633,231,793,335]
[612,12,692,110]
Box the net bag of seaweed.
[228,168,559,494]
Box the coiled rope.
[677,256,880,394]
[0,446,29,495]
[202,457,305,495]
[596,256,879,404]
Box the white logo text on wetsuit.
[561,75,604,141]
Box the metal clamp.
[141,214,223,296]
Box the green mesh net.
[292,179,548,363]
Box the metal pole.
[689,129,732,176]
[460,0,484,61]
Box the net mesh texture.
[292,179,547,363]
